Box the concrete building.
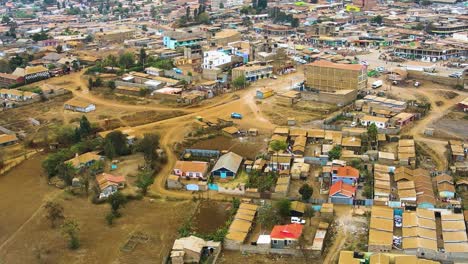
[232,64,273,82]
[304,60,367,92]
[163,31,206,50]
[202,50,231,70]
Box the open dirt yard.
[0,193,195,264]
[219,250,307,264]
[433,111,468,139]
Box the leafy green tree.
[44,201,65,228]
[118,52,135,69]
[88,77,93,89]
[61,219,80,249]
[299,184,313,201]
[107,80,116,90]
[275,198,291,218]
[367,123,378,143]
[371,15,383,25]
[104,131,130,156]
[135,133,160,166]
[103,140,116,160]
[55,125,78,145]
[328,145,342,161]
[269,140,288,171]
[257,204,280,230]
[108,191,127,215]
[232,76,247,88]
[196,12,210,24]
[42,149,73,177]
[139,48,147,66]
[31,30,50,41]
[56,44,63,53]
[219,2,224,8]
[0,59,11,73]
[78,115,92,138]
[135,171,154,195]
[57,162,76,186]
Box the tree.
[139,48,147,66]
[108,191,127,215]
[78,115,92,138]
[328,145,342,161]
[56,45,63,53]
[103,131,130,156]
[107,80,116,90]
[193,8,198,18]
[88,77,94,89]
[85,34,93,43]
[232,76,246,89]
[367,123,378,143]
[118,52,135,69]
[103,140,116,160]
[57,162,76,186]
[150,6,157,17]
[219,2,224,8]
[257,204,280,230]
[57,1,61,9]
[61,219,80,249]
[291,18,299,28]
[269,140,288,172]
[196,12,210,24]
[0,59,11,73]
[94,76,103,87]
[299,184,313,201]
[185,6,190,21]
[42,149,73,178]
[135,133,160,166]
[135,171,154,195]
[303,207,314,226]
[371,15,383,25]
[275,198,291,218]
[142,25,147,31]
[44,201,65,228]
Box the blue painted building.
[163,31,206,50]
[211,152,243,179]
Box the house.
[0,134,18,147]
[270,224,303,249]
[0,72,24,87]
[145,67,164,76]
[13,66,50,83]
[256,87,273,99]
[224,203,257,250]
[341,136,362,153]
[457,97,468,112]
[64,98,96,113]
[368,206,394,252]
[290,201,306,217]
[171,236,220,264]
[96,173,126,199]
[413,169,436,208]
[65,152,102,169]
[449,140,465,162]
[277,90,301,105]
[211,152,243,179]
[393,112,416,127]
[222,126,239,137]
[290,162,310,180]
[331,165,359,185]
[360,115,389,129]
[202,50,232,70]
[274,176,290,196]
[292,136,307,156]
[173,161,209,180]
[268,155,292,171]
[329,181,356,205]
[163,31,205,50]
[435,174,455,199]
[231,64,273,83]
[0,88,40,102]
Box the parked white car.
[291,217,306,225]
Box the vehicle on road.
[231,112,242,119]
[449,72,462,78]
[291,217,306,225]
[414,81,421,87]
[270,75,277,79]
[372,80,383,89]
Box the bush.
[106,212,116,226]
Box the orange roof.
[308,60,364,71]
[270,224,303,240]
[329,181,356,198]
[333,166,359,178]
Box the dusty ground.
[0,193,195,264]
[219,250,307,264]
[433,111,468,139]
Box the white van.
[372,80,383,89]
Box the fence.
[182,149,220,159]
[239,245,304,257]
[114,81,147,89]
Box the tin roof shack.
[276,90,301,106]
[435,174,455,199]
[224,203,258,250]
[394,167,415,182]
[0,134,18,147]
[320,203,334,217]
[274,176,290,197]
[171,236,220,264]
[398,139,416,167]
[311,222,329,253]
[441,213,468,260]
[290,161,310,180]
[402,209,438,257]
[373,169,391,203]
[368,206,394,252]
[341,136,362,153]
[449,140,465,162]
[64,98,96,113]
[413,169,435,208]
[397,180,417,203]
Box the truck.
[231,112,242,119]
[371,80,383,89]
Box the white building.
[202,50,232,70]
[360,115,389,129]
[211,0,243,10]
[64,98,96,113]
